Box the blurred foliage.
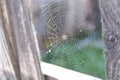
[41,31,106,80]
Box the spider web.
[39,0,105,79]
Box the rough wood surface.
[0,0,44,80]
[0,10,17,80]
[0,0,21,79]
[100,0,120,80]
[44,75,57,80]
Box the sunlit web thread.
[39,0,102,77]
[41,1,63,49]
[41,1,88,51]
[42,1,67,32]
[41,1,90,66]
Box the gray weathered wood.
[0,0,21,79]
[99,0,120,80]
[0,0,44,80]
[44,75,57,80]
[0,9,17,80]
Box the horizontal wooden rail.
[41,62,102,80]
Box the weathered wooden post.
[0,0,44,80]
[0,7,17,80]
[100,0,120,80]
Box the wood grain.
[0,9,17,80]
[0,0,21,79]
[99,0,120,80]
[0,0,44,80]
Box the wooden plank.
[0,0,44,80]
[0,9,17,80]
[41,62,102,80]
[0,0,21,79]
[99,0,120,79]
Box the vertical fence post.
[0,0,44,80]
[99,0,120,79]
[0,8,17,80]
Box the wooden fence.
[0,0,119,80]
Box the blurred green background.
[38,0,106,79]
[41,31,106,80]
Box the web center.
[61,34,68,40]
